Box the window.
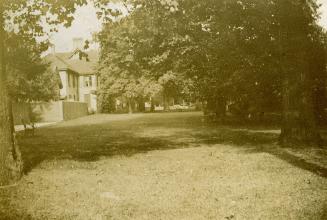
[84,76,92,87]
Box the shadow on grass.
[194,128,327,178]
[17,112,327,178]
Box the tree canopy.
[97,0,327,145]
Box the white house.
[45,38,99,112]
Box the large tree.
[274,0,326,146]
[169,0,326,145]
[0,0,89,186]
[97,0,326,146]
[6,33,60,103]
[97,1,190,113]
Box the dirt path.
[1,112,326,219]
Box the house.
[45,38,99,112]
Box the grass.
[0,112,326,219]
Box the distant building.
[45,38,99,112]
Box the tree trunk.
[279,66,321,147]
[276,0,322,147]
[150,97,155,112]
[204,97,215,115]
[0,87,23,185]
[215,96,226,120]
[137,97,145,112]
[128,98,133,114]
[163,93,169,111]
[0,5,23,186]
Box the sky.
[48,3,102,53]
[318,0,327,28]
[49,0,327,53]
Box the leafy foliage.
[5,33,60,102]
[96,0,326,144]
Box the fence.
[13,101,88,125]
[12,102,32,125]
[62,101,88,121]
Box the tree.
[110,0,325,146]
[97,15,148,113]
[175,0,325,145]
[0,0,88,186]
[6,34,60,102]
[274,0,325,146]
[96,3,183,113]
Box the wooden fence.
[12,101,88,125]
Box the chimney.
[73,38,83,50]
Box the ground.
[0,112,326,220]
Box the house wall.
[90,94,97,113]
[79,74,97,112]
[59,70,68,99]
[78,76,85,101]
[67,71,79,101]
[59,70,79,101]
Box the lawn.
[0,112,326,219]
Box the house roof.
[45,49,99,75]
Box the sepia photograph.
[0,0,326,219]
